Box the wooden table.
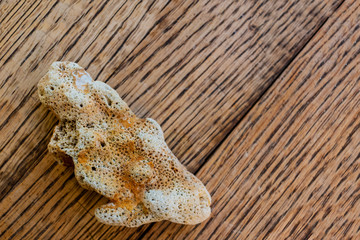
[1,0,359,239]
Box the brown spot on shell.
[78,150,88,164]
[72,69,92,92]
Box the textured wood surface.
[141,1,360,239]
[1,0,357,239]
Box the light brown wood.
[0,0,349,239]
[139,0,360,239]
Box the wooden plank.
[0,154,93,240]
[139,0,360,239]
[0,0,343,239]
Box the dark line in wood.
[0,0,25,28]
[0,85,36,131]
[1,167,65,238]
[0,102,42,152]
[0,0,43,62]
[19,42,39,66]
[93,0,156,81]
[0,73,13,89]
[0,121,53,202]
[19,173,75,239]
[41,189,88,240]
[0,1,26,30]
[59,0,111,60]
[103,1,199,84]
[0,162,56,220]
[74,1,128,63]
[30,3,93,72]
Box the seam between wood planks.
[193,0,346,176]
[0,1,348,238]
[131,1,347,239]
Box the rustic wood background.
[1,0,359,239]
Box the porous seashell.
[37,62,211,227]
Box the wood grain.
[138,0,360,239]
[0,0,347,239]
